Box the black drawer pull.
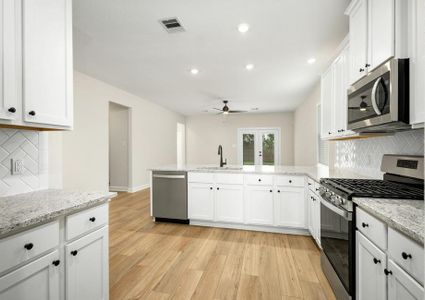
[401,252,412,260]
[277,190,280,193]
[8,107,16,113]
[289,180,292,183]
[217,187,220,190]
[28,110,36,116]
[24,243,33,250]
[71,250,78,256]
[384,269,392,276]
[361,222,369,228]
[373,258,381,264]
[269,190,273,193]
[258,178,262,182]
[89,217,96,222]
[52,260,60,266]
[210,187,213,190]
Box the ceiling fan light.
[223,111,229,115]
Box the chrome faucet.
[218,145,227,167]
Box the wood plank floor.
[109,190,336,300]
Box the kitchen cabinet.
[275,186,306,228]
[245,185,274,225]
[308,189,321,247]
[66,226,109,300]
[0,250,60,299]
[387,259,424,300]
[0,0,73,130]
[215,184,244,223]
[321,66,334,138]
[188,183,214,221]
[356,231,387,300]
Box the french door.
[237,128,280,166]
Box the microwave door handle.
[371,77,383,115]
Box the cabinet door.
[356,231,387,300]
[368,0,394,70]
[308,191,315,236]
[387,259,424,300]
[275,186,306,228]
[245,185,274,225]
[66,226,108,300]
[215,184,244,223]
[21,0,73,127]
[321,67,333,138]
[0,0,19,121]
[188,183,214,221]
[348,0,368,84]
[0,250,60,299]
[332,51,346,136]
[313,196,321,246]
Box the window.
[237,128,280,166]
[317,104,329,165]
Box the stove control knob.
[325,192,332,199]
[334,197,343,206]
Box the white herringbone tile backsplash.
[334,129,424,178]
[0,129,48,196]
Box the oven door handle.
[371,77,383,115]
[320,197,352,221]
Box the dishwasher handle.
[153,174,186,179]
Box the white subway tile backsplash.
[0,129,48,196]
[333,129,424,178]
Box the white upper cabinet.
[347,0,368,84]
[321,66,334,138]
[22,0,73,127]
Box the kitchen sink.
[197,166,243,171]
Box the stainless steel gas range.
[318,155,424,300]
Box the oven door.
[320,198,354,296]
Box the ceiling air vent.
[159,18,185,33]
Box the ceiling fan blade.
[228,110,247,114]
[212,108,223,111]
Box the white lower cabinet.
[0,250,60,300]
[188,183,214,221]
[387,259,424,300]
[275,186,306,228]
[245,185,274,225]
[308,186,321,246]
[356,231,387,300]
[66,226,109,300]
[215,184,244,223]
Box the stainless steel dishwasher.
[152,171,188,223]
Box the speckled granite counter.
[150,164,369,182]
[353,198,424,245]
[0,190,116,238]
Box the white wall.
[186,113,294,165]
[109,102,129,190]
[294,83,320,165]
[57,71,185,192]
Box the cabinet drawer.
[215,173,243,185]
[388,227,424,285]
[0,221,59,274]
[245,174,273,186]
[275,175,304,187]
[356,208,387,250]
[188,172,214,183]
[66,204,108,241]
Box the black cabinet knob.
[217,187,220,190]
[209,187,213,190]
[308,183,312,186]
[269,190,273,193]
[373,258,381,264]
[28,111,36,116]
[365,63,370,68]
[359,68,365,72]
[8,107,16,113]
[384,269,392,276]
[24,243,34,250]
[277,190,280,193]
[401,252,412,260]
[289,180,292,183]
[361,222,369,228]
[258,178,262,182]
[328,132,331,135]
[52,260,60,266]
[89,217,96,222]
[71,250,78,256]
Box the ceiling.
[73,0,350,116]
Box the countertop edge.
[353,199,424,245]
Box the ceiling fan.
[212,100,247,114]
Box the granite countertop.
[150,164,369,182]
[0,189,116,238]
[353,198,424,245]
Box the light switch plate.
[11,159,24,175]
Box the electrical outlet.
[11,159,24,175]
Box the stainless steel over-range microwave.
[347,58,410,132]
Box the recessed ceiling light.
[238,23,250,33]
[245,64,254,70]
[307,58,316,64]
[190,68,199,75]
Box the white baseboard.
[189,220,310,235]
[109,186,129,192]
[128,184,150,193]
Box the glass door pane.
[242,133,255,165]
[261,133,275,165]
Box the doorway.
[109,102,131,192]
[237,128,280,166]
